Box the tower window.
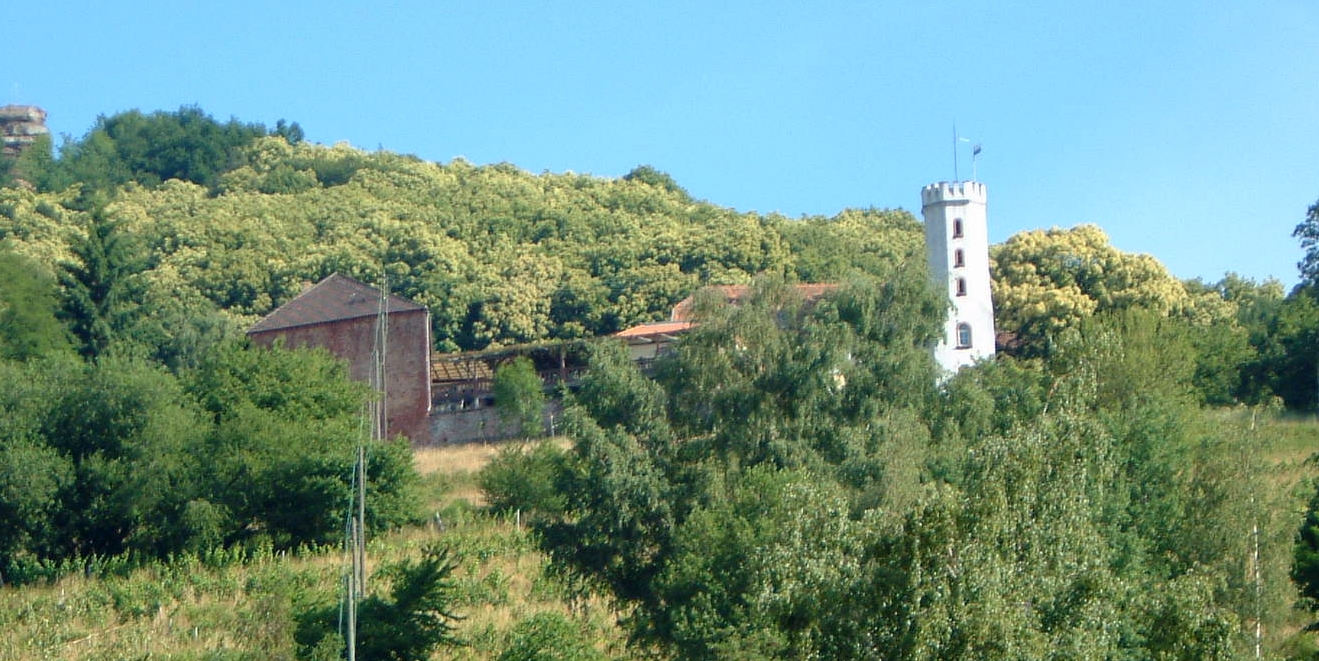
[955,278,967,297]
[953,249,965,268]
[956,323,973,349]
[952,218,964,238]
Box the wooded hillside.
[2,106,1319,660]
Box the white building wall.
[922,181,996,373]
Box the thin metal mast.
[952,125,959,182]
[346,271,389,661]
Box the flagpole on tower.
[972,143,982,181]
[952,125,959,183]
[954,124,972,183]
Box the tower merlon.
[921,181,987,206]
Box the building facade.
[922,180,996,373]
[247,274,433,443]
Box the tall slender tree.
[1295,199,1319,293]
[58,212,147,359]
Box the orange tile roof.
[614,321,694,338]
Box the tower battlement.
[921,181,986,206]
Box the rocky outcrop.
[1,105,49,157]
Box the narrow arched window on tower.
[952,218,964,238]
[955,278,967,297]
[956,322,973,349]
[953,248,965,268]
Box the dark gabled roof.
[247,273,425,334]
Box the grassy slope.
[0,442,625,661]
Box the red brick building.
[247,274,432,443]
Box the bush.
[499,612,607,661]
[478,441,568,519]
[297,545,463,661]
[494,357,547,438]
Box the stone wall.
[426,400,564,446]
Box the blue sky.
[10,1,1318,288]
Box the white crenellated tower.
[922,180,995,373]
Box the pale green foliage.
[5,135,924,352]
[493,356,547,438]
[778,207,925,282]
[990,226,1288,405]
[992,224,1189,351]
[0,186,85,267]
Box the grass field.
[0,439,624,661]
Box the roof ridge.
[247,272,425,335]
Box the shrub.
[478,441,568,520]
[499,612,607,661]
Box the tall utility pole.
[346,272,389,661]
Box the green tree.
[298,545,464,661]
[479,440,568,519]
[534,276,949,657]
[58,212,148,359]
[1294,483,1319,615]
[991,224,1189,355]
[1296,198,1319,290]
[1255,294,1319,410]
[0,428,73,582]
[11,355,209,561]
[186,340,421,549]
[623,164,690,201]
[493,356,546,438]
[532,272,1281,659]
[0,249,72,360]
[777,207,925,282]
[51,106,274,191]
[649,467,870,660]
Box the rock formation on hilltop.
[1,105,49,158]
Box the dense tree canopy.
[2,105,1318,650]
[17,106,295,193]
[1,126,925,354]
[494,279,1294,660]
[0,342,421,580]
[0,249,71,361]
[990,224,1189,351]
[987,224,1315,408]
